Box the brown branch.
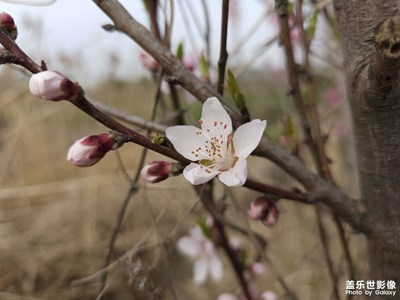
[0,29,43,73]
[0,0,370,234]
[91,0,370,233]
[199,183,253,300]
[91,100,167,133]
[217,0,229,95]
[91,0,241,122]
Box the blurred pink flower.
[139,51,160,72]
[176,225,223,285]
[261,291,278,300]
[323,87,342,110]
[67,133,115,167]
[250,262,267,277]
[29,70,79,101]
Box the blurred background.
[0,0,366,299]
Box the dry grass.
[0,67,366,300]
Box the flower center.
[191,120,238,173]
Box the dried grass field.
[0,68,366,300]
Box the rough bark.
[333,0,400,290]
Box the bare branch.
[217,0,229,95]
[91,0,371,232]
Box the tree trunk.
[333,0,400,293]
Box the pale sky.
[1,0,282,84]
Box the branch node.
[375,14,400,59]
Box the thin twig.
[315,208,340,300]
[90,100,167,133]
[217,0,230,95]
[229,191,300,300]
[200,182,253,300]
[200,0,211,62]
[99,74,166,291]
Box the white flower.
[176,226,223,285]
[166,97,266,187]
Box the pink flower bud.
[67,133,115,167]
[29,71,80,101]
[141,161,173,183]
[248,197,279,226]
[261,204,279,226]
[0,12,15,32]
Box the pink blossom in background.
[250,262,267,277]
[176,225,223,285]
[139,51,160,72]
[323,87,342,110]
[261,291,278,300]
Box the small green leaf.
[227,69,246,110]
[176,42,184,60]
[199,54,210,78]
[288,1,295,15]
[198,218,212,239]
[282,114,298,150]
[151,135,166,145]
[306,13,319,40]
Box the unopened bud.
[29,70,80,101]
[0,12,17,40]
[141,161,177,183]
[248,197,279,226]
[67,133,115,167]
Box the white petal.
[208,253,223,281]
[200,97,232,139]
[176,236,199,259]
[218,157,247,187]
[166,125,209,161]
[183,163,219,185]
[190,226,206,241]
[233,119,266,158]
[193,256,208,285]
